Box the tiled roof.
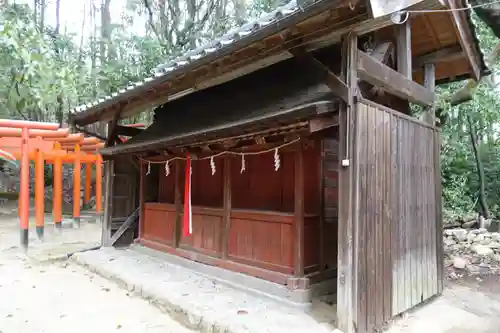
[71,0,301,114]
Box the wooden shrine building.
[69,0,487,332]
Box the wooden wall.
[353,100,443,333]
[139,142,331,280]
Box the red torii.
[0,120,103,249]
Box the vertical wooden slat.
[435,130,444,294]
[374,104,383,326]
[383,109,392,319]
[294,148,305,277]
[222,157,232,259]
[396,20,412,79]
[357,103,368,333]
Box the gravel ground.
[0,204,195,333]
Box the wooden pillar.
[35,149,44,240]
[84,162,92,204]
[173,160,182,248]
[95,154,103,214]
[53,143,63,231]
[395,20,413,116]
[72,144,81,228]
[101,160,114,246]
[19,127,29,249]
[221,157,232,259]
[138,160,145,242]
[294,147,305,277]
[396,20,412,79]
[337,32,358,333]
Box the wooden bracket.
[105,108,124,147]
[109,207,140,246]
[289,48,349,103]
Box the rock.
[473,234,485,243]
[449,229,468,241]
[478,228,488,234]
[493,254,500,262]
[471,256,482,265]
[462,220,477,229]
[467,232,477,242]
[444,238,457,246]
[467,265,481,274]
[453,257,467,269]
[491,233,500,242]
[488,220,500,233]
[470,229,481,235]
[480,238,492,245]
[471,244,494,256]
[488,242,500,249]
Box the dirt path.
[0,206,195,333]
[385,277,500,333]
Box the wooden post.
[423,63,436,125]
[173,160,182,247]
[101,160,114,246]
[53,142,63,231]
[72,144,81,228]
[221,157,232,259]
[396,20,412,79]
[95,154,103,214]
[139,160,146,243]
[294,147,305,277]
[35,149,44,240]
[84,162,92,205]
[395,20,412,116]
[337,32,358,333]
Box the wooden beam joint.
[357,51,434,106]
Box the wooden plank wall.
[354,99,442,332]
[111,156,139,245]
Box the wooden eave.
[99,100,338,157]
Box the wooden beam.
[370,41,394,64]
[357,51,434,106]
[105,109,123,147]
[309,115,339,133]
[115,125,143,137]
[289,48,349,103]
[294,146,305,277]
[423,63,436,125]
[447,0,481,81]
[109,207,140,246]
[413,45,463,70]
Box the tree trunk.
[466,113,490,219]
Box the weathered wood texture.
[354,99,442,332]
[109,156,139,245]
[138,143,331,283]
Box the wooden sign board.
[368,0,424,18]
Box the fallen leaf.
[237,310,248,315]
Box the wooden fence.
[353,99,443,332]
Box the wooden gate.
[352,99,443,332]
[102,156,139,246]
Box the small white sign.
[369,0,423,18]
